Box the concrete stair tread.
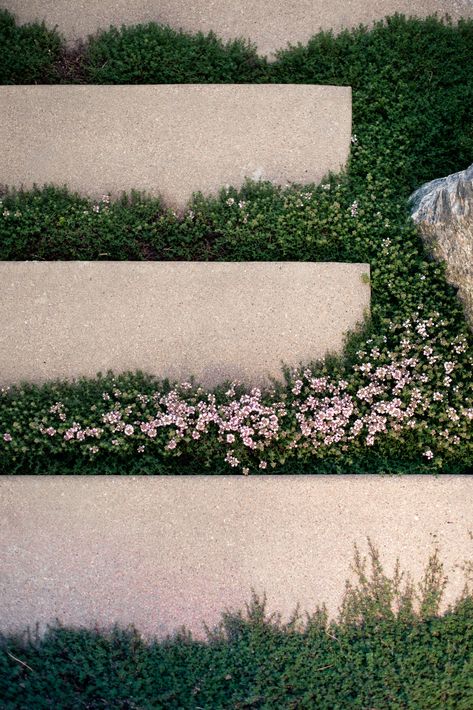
[1,475,471,639]
[0,85,351,210]
[0,262,370,387]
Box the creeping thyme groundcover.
[0,13,472,473]
[1,315,471,474]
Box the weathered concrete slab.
[4,0,473,56]
[1,475,472,639]
[0,86,351,208]
[0,262,370,387]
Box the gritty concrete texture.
[1,476,472,639]
[0,262,370,388]
[0,85,351,208]
[4,0,473,56]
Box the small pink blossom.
[225,451,239,467]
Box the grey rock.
[409,163,473,225]
[409,163,473,327]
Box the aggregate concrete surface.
[1,476,472,640]
[3,0,473,56]
[0,85,351,208]
[0,262,370,388]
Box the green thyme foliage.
[0,177,396,263]
[271,14,473,194]
[1,546,473,708]
[0,187,169,260]
[0,10,61,84]
[83,22,268,83]
[0,371,225,475]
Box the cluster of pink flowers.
[3,314,470,472]
[124,386,286,461]
[62,423,103,442]
[49,402,67,422]
[288,352,425,452]
[350,200,359,217]
[290,376,354,448]
[225,193,249,223]
[81,195,111,216]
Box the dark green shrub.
[0,9,61,84]
[271,14,473,192]
[83,22,268,83]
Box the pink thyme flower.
[225,451,240,467]
[3,432,12,442]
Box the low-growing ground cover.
[83,23,267,84]
[0,10,62,84]
[0,13,472,473]
[0,9,267,85]
[1,314,471,474]
[1,545,472,708]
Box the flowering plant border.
[1,314,471,474]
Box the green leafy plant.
[271,14,473,194]
[0,9,61,84]
[83,22,268,83]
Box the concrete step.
[0,262,370,388]
[4,0,473,57]
[0,85,351,210]
[1,475,471,639]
